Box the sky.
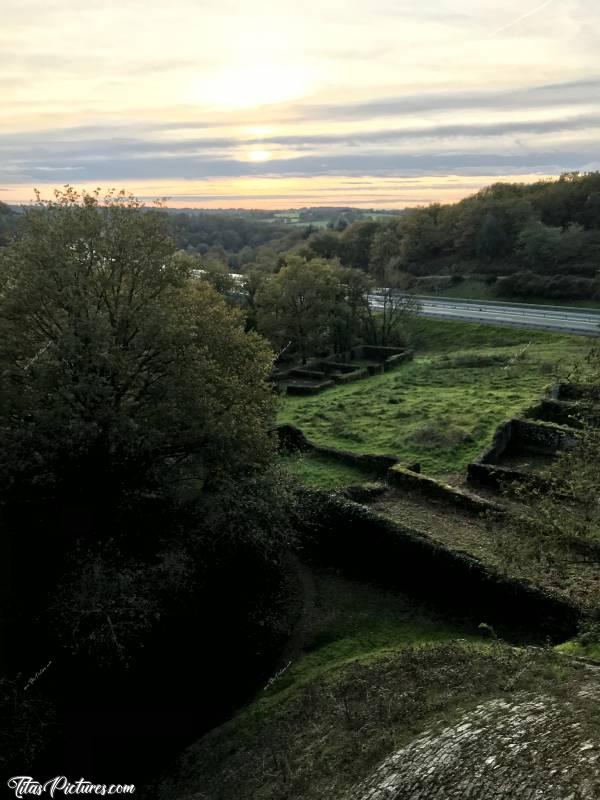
[2,0,599,208]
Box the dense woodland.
[296,172,600,300]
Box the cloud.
[491,0,557,37]
[2,92,599,170]
[3,0,599,206]
[3,148,596,184]
[293,77,600,122]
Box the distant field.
[264,210,398,228]
[278,319,588,478]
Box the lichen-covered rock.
[350,682,600,800]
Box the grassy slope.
[155,568,586,800]
[280,452,374,490]
[262,570,475,702]
[279,319,587,477]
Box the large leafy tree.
[256,255,343,362]
[0,188,276,511]
[0,188,294,672]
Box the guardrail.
[369,295,600,321]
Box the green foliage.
[369,220,404,279]
[297,173,600,294]
[255,255,384,361]
[257,255,343,362]
[475,213,510,261]
[51,546,172,667]
[0,200,17,246]
[0,188,301,673]
[363,272,419,347]
[495,270,600,301]
[170,209,304,268]
[516,221,562,270]
[0,187,277,506]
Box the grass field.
[279,319,588,478]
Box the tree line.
[297,172,600,301]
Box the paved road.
[369,294,600,336]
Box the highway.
[368,294,600,337]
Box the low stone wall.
[286,379,334,396]
[299,490,580,641]
[277,423,400,476]
[526,399,583,428]
[388,465,500,514]
[476,419,514,465]
[288,367,326,380]
[319,360,360,375]
[512,418,577,454]
[468,417,578,491]
[274,347,414,395]
[554,382,600,402]
[467,462,550,493]
[331,368,369,384]
[527,396,600,429]
[384,351,413,370]
[351,346,414,372]
[352,345,407,361]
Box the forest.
[171,172,600,303]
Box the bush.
[495,271,598,301]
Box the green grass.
[555,639,600,661]
[264,570,475,704]
[280,451,374,490]
[279,319,587,477]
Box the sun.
[247,149,272,163]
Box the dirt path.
[278,553,317,668]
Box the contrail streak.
[491,0,556,36]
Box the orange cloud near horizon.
[1,173,559,210]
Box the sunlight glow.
[244,126,273,138]
[194,63,312,110]
[246,149,272,162]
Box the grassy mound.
[155,635,584,800]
